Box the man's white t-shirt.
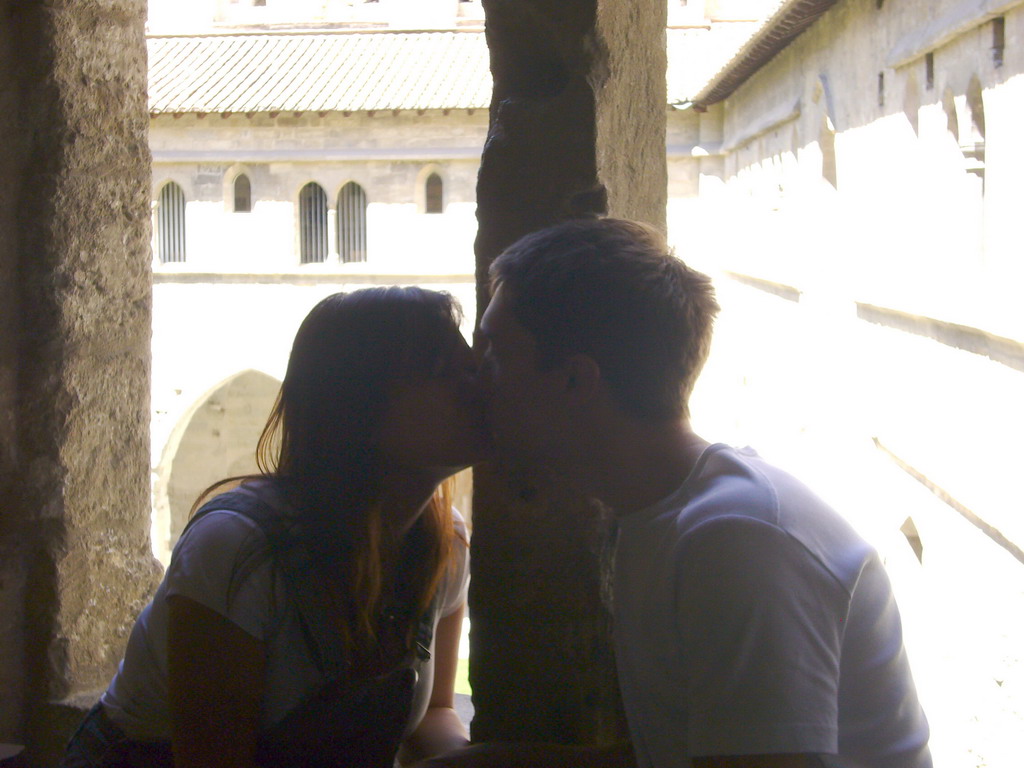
[102,498,469,740]
[613,444,931,768]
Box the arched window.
[233,174,251,213]
[299,182,328,263]
[425,172,443,214]
[157,182,186,263]
[338,182,368,263]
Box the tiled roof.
[687,0,840,109]
[666,23,763,107]
[147,30,492,115]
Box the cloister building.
[2,1,1021,766]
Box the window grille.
[425,173,443,214]
[338,182,368,263]
[299,182,328,263]
[234,174,252,212]
[157,182,186,263]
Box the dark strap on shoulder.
[187,486,439,678]
[188,488,350,676]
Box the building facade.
[147,27,490,559]
[146,1,1022,764]
[667,2,1024,766]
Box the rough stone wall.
[0,1,160,762]
[470,0,666,745]
[594,0,668,225]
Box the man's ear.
[562,353,602,402]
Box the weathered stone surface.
[594,0,668,225]
[0,0,159,762]
[471,0,666,745]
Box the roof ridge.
[147,28,481,40]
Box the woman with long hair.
[62,287,488,768]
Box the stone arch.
[224,163,254,213]
[415,164,445,213]
[962,76,986,187]
[151,171,192,201]
[900,516,924,564]
[152,369,281,564]
[812,75,838,189]
[903,72,920,136]
[942,87,959,143]
[337,180,369,263]
[965,75,985,142]
[298,180,329,263]
[819,114,838,189]
[155,180,187,263]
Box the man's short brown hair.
[490,218,719,421]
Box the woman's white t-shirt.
[101,502,469,740]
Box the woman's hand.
[399,604,471,764]
[167,594,266,768]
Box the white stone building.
[148,25,490,560]
[145,0,772,562]
[146,2,1023,763]
[667,2,1024,766]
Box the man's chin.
[483,445,578,504]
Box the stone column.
[0,2,160,764]
[471,0,666,744]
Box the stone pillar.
[471,0,666,744]
[0,2,160,764]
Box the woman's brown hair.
[197,287,464,671]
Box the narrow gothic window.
[425,173,443,214]
[157,182,186,263]
[877,72,885,107]
[299,182,328,263]
[993,17,1005,68]
[234,174,251,213]
[338,182,368,263]
[925,53,935,90]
